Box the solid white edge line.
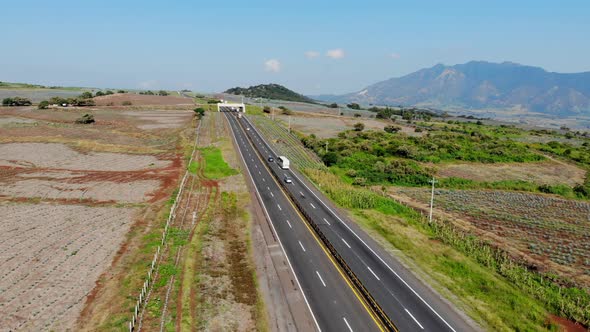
[367,266,380,281]
[343,317,354,332]
[405,308,425,329]
[225,113,322,332]
[243,115,457,332]
[299,240,306,252]
[316,271,327,287]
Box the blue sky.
[1,0,589,94]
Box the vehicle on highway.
[237,113,242,118]
[277,156,290,169]
[268,156,274,162]
[246,127,250,131]
[284,175,292,184]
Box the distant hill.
[224,84,316,104]
[314,61,590,116]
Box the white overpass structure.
[217,102,246,112]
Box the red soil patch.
[548,314,588,332]
[94,93,194,106]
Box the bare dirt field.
[0,107,193,331]
[437,159,587,186]
[93,93,194,106]
[0,203,136,331]
[274,112,419,138]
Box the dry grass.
[437,160,586,186]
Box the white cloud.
[264,59,281,73]
[389,53,401,59]
[305,51,320,59]
[326,49,345,59]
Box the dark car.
[268,156,274,162]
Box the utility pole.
[325,141,329,154]
[288,116,292,133]
[429,177,438,223]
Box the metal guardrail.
[235,113,398,332]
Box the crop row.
[249,115,325,170]
[397,188,590,275]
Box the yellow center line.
[233,114,388,332]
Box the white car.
[284,175,292,184]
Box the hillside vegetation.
[302,120,590,199]
[224,83,316,103]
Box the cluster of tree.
[193,107,205,119]
[45,96,95,107]
[139,90,169,96]
[94,90,115,97]
[303,125,546,187]
[369,106,436,122]
[347,103,361,110]
[207,99,221,104]
[328,103,338,108]
[2,97,32,106]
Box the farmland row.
[248,115,324,170]
[395,188,590,279]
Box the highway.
[223,110,382,331]
[234,111,476,332]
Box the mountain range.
[314,61,590,116]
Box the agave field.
[248,114,325,170]
[395,188,590,284]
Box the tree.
[95,91,105,97]
[158,90,169,96]
[79,91,93,99]
[384,125,401,133]
[38,100,49,109]
[322,152,339,166]
[353,122,365,131]
[117,90,126,93]
[329,103,338,108]
[105,90,114,95]
[282,108,293,115]
[347,103,361,110]
[75,114,95,124]
[353,113,361,118]
[2,97,32,106]
[193,107,205,119]
[49,97,67,105]
[263,106,271,114]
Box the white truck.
[277,156,290,169]
[237,113,242,118]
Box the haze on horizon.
[1,0,589,95]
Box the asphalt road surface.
[230,110,477,332]
[224,111,382,331]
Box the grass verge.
[304,168,590,330]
